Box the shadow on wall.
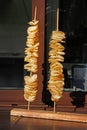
[70,91,87,111]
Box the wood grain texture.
[11,108,87,123]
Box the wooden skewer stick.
[27,72,32,110]
[28,101,30,110]
[54,102,56,112]
[33,6,37,21]
[56,8,59,31]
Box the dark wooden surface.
[0,109,87,130]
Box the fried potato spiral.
[48,30,65,102]
[24,20,39,103]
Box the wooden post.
[32,0,45,103]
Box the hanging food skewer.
[48,8,66,112]
[24,6,39,110]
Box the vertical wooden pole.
[56,8,59,31]
[32,0,45,103]
[54,102,56,112]
[28,101,30,110]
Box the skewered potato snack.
[48,30,65,102]
[24,18,39,104]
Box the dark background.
[0,0,32,89]
[45,0,87,63]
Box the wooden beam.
[11,108,87,123]
[32,0,45,103]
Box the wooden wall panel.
[32,0,45,103]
